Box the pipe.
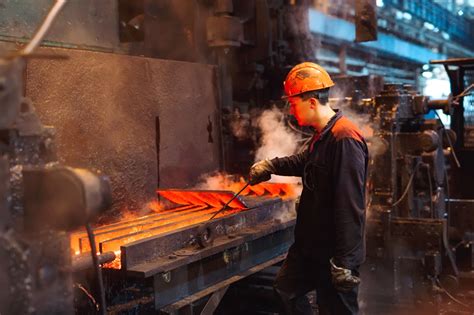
[20,0,67,56]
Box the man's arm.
[270,149,309,177]
[331,138,368,269]
[249,150,308,186]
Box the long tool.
[209,182,250,220]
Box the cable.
[74,283,99,312]
[434,110,461,168]
[296,136,312,143]
[431,110,455,224]
[425,164,434,218]
[435,279,471,309]
[287,120,313,137]
[85,223,107,315]
[297,136,313,154]
[20,0,67,55]
[453,83,474,101]
[444,165,451,228]
[392,162,421,207]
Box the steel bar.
[72,251,116,272]
[78,205,208,252]
[209,182,250,220]
[99,208,244,253]
[71,205,197,252]
[157,189,248,209]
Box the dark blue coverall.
[270,110,368,315]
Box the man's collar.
[309,109,342,151]
[317,109,342,138]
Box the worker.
[249,62,368,315]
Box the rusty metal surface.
[0,229,74,314]
[25,47,221,214]
[0,0,119,50]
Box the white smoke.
[254,107,303,184]
[329,97,388,158]
[229,108,250,141]
[193,172,240,190]
[329,97,374,138]
[254,107,302,161]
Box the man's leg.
[273,249,314,315]
[315,264,359,315]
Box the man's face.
[288,96,314,126]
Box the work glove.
[248,159,276,185]
[330,258,360,292]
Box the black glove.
[330,258,360,292]
[249,159,275,185]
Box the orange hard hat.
[283,62,334,99]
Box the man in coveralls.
[249,62,368,315]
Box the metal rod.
[72,251,116,272]
[20,0,68,55]
[85,223,107,315]
[209,182,250,220]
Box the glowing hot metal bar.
[70,184,299,270]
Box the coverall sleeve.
[270,149,308,177]
[331,138,367,269]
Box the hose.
[425,164,434,218]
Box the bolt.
[162,271,171,283]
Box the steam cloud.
[194,172,240,191]
[329,97,387,158]
[254,107,303,184]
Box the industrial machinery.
[1,0,474,314]
[332,78,474,313]
[0,2,112,314]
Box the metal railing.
[385,0,474,49]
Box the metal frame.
[100,197,295,313]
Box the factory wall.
[25,47,221,216]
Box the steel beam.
[121,197,289,270]
[152,225,293,309]
[160,254,286,315]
